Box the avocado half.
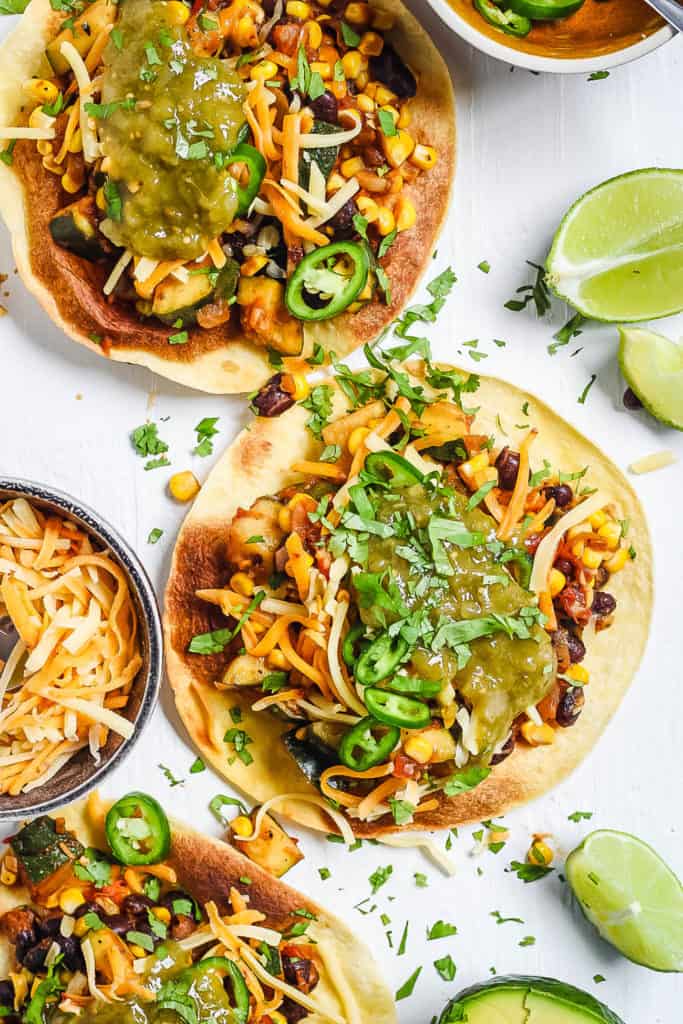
[438,976,625,1024]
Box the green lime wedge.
[566,829,683,972]
[546,168,683,322]
[619,326,683,430]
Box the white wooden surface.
[1,7,682,1021]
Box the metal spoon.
[642,0,683,33]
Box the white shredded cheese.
[240,793,356,847]
[380,834,457,876]
[299,111,361,149]
[103,250,133,296]
[59,41,102,164]
[308,176,360,228]
[0,126,55,140]
[629,450,677,474]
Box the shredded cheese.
[308,176,360,229]
[0,126,55,140]
[239,793,356,846]
[238,944,347,1024]
[629,450,677,474]
[104,250,133,296]
[59,41,102,164]
[380,834,457,876]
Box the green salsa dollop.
[99,0,246,260]
[361,486,555,760]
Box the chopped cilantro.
[578,374,597,404]
[395,966,422,1001]
[318,867,331,880]
[377,109,398,137]
[477,260,490,273]
[300,384,333,439]
[340,21,360,46]
[397,920,409,956]
[519,935,536,947]
[504,261,551,316]
[508,859,554,883]
[434,954,457,981]
[369,864,393,894]
[414,872,428,888]
[189,757,205,774]
[224,727,254,766]
[159,763,184,787]
[193,416,219,456]
[189,590,265,653]
[427,921,458,940]
[568,810,593,823]
[490,910,524,925]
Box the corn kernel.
[278,505,292,532]
[357,195,378,221]
[344,2,371,24]
[67,128,82,154]
[521,721,555,746]
[570,540,585,558]
[567,522,589,540]
[267,649,291,670]
[582,546,603,570]
[37,140,53,156]
[292,373,311,402]
[231,572,255,597]
[326,170,345,194]
[341,49,363,80]
[269,1014,288,1024]
[232,815,254,838]
[23,78,59,105]
[381,128,415,169]
[356,92,375,113]
[374,84,396,105]
[304,20,323,48]
[168,471,200,503]
[59,888,86,915]
[459,452,490,482]
[285,0,311,18]
[397,105,411,129]
[588,509,608,529]
[0,865,16,886]
[73,917,89,938]
[310,60,332,79]
[528,839,554,866]
[404,735,433,764]
[567,664,589,684]
[152,906,171,925]
[240,253,269,277]
[341,155,364,178]
[130,944,147,959]
[598,521,621,550]
[61,171,82,194]
[348,426,370,454]
[604,547,629,573]
[364,81,377,98]
[359,31,383,56]
[250,59,278,81]
[549,568,566,598]
[355,69,369,90]
[329,79,347,99]
[410,143,437,170]
[395,196,416,232]
[167,0,190,25]
[371,9,395,29]
[376,206,395,236]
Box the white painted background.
[1,6,682,1021]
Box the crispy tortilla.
[0,795,397,1022]
[0,0,455,394]
[163,363,653,835]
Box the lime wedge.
[619,327,683,430]
[546,169,683,322]
[566,829,683,972]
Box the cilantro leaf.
[508,859,554,883]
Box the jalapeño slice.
[338,716,400,771]
[226,143,266,216]
[364,687,431,730]
[473,0,532,36]
[105,792,171,866]
[356,631,409,686]
[342,622,366,667]
[285,241,369,321]
[364,451,424,487]
[507,0,585,19]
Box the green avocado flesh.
[362,488,554,760]
[67,942,237,1024]
[442,976,624,1024]
[99,0,246,260]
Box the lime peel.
[619,326,683,430]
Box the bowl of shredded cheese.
[0,478,162,819]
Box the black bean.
[279,997,309,1024]
[592,591,616,616]
[545,483,573,507]
[556,686,585,727]
[555,557,574,579]
[73,902,98,919]
[369,44,417,98]
[623,387,643,410]
[565,631,586,664]
[103,914,135,937]
[329,197,359,239]
[490,734,515,766]
[14,928,37,963]
[35,915,61,939]
[159,889,190,912]
[495,447,520,490]
[56,934,85,973]
[309,91,338,124]
[251,374,295,418]
[595,565,609,588]
[120,894,153,918]
[20,938,52,972]
[0,980,14,1007]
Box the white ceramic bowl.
[424,0,675,73]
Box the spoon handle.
[642,0,683,33]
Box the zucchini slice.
[49,196,107,262]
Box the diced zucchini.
[299,121,339,192]
[49,196,107,262]
[237,276,303,355]
[233,811,304,878]
[46,0,117,76]
[10,816,83,886]
[152,260,239,327]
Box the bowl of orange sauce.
[430,0,674,72]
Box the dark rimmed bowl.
[0,478,162,821]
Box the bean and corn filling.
[192,347,634,827]
[0,793,329,1024]
[2,0,439,351]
